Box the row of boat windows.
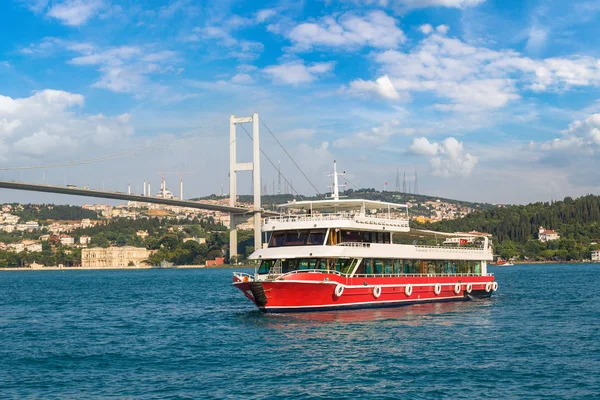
[268,229,391,247]
[257,258,482,275]
[269,229,327,247]
[258,258,354,274]
[356,259,482,275]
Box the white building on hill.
[538,227,560,242]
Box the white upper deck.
[264,198,410,233]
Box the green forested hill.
[417,195,600,243]
[415,195,600,260]
[4,204,99,221]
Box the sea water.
[0,264,599,399]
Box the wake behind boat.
[233,161,498,313]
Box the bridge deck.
[0,180,277,216]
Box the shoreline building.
[538,227,560,242]
[592,249,600,262]
[82,246,152,268]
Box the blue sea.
[1,264,599,399]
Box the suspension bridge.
[0,113,322,262]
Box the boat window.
[281,259,297,273]
[354,259,366,275]
[258,260,274,274]
[374,259,384,274]
[341,230,363,242]
[337,230,392,244]
[285,230,309,246]
[307,230,327,245]
[384,259,394,274]
[298,258,318,270]
[268,229,327,247]
[269,232,286,247]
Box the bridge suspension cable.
[0,119,225,171]
[340,174,360,190]
[258,117,323,197]
[238,124,300,197]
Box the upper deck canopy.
[278,199,408,212]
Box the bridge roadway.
[0,180,278,216]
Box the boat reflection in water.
[259,299,493,327]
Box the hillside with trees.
[198,188,496,213]
[5,203,99,221]
[415,195,600,261]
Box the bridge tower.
[229,113,261,263]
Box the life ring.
[492,281,499,291]
[334,284,344,298]
[485,282,492,293]
[466,283,473,294]
[373,286,382,299]
[454,283,461,294]
[405,284,413,297]
[434,283,442,295]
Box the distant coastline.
[0,264,250,271]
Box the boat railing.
[233,272,254,281]
[264,213,409,228]
[336,242,371,248]
[414,245,491,253]
[336,242,489,253]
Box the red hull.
[233,273,496,313]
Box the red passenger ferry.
[233,162,497,312]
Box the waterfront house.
[538,227,560,242]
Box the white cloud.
[47,0,105,26]
[13,131,76,156]
[0,118,22,136]
[409,137,439,155]
[334,119,417,148]
[338,0,485,9]
[361,33,600,111]
[230,73,254,84]
[68,46,179,94]
[287,11,405,51]
[525,25,547,54]
[419,24,433,34]
[436,24,449,34]
[256,9,277,23]
[395,0,485,8]
[188,26,264,61]
[409,137,478,176]
[347,75,403,100]
[264,61,335,85]
[0,90,134,163]
[540,113,600,151]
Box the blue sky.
[2,0,600,204]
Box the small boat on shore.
[493,260,514,267]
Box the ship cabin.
[249,199,493,280]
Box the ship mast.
[332,160,340,201]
